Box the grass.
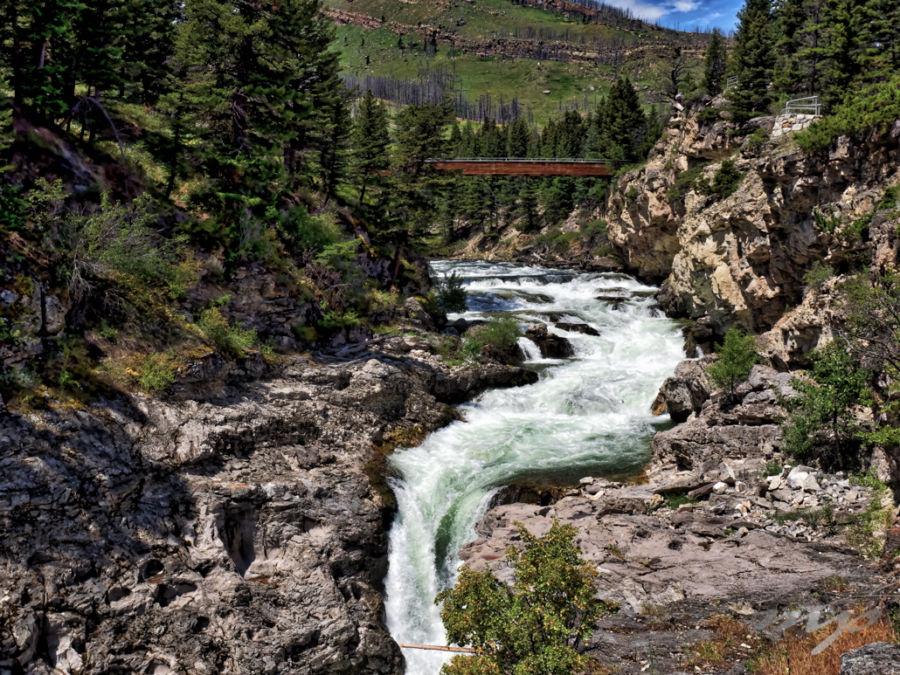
[327,0,705,124]
[846,470,893,558]
[745,608,897,674]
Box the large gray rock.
[840,641,900,674]
[0,348,537,674]
[652,358,713,422]
[525,323,574,358]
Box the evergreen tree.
[702,29,727,96]
[730,0,776,121]
[507,118,531,158]
[773,0,808,93]
[597,78,646,162]
[817,0,863,109]
[173,0,347,219]
[857,0,900,76]
[351,90,390,207]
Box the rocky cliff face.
[0,343,536,673]
[605,102,900,361]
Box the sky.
[603,0,745,32]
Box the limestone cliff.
[605,100,900,363]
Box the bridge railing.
[426,157,618,164]
[784,96,821,116]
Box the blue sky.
[605,0,744,32]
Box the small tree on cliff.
[436,521,615,675]
[702,29,727,96]
[706,326,760,397]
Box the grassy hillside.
[325,0,708,124]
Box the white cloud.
[673,0,699,11]
[603,0,668,21]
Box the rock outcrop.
[459,363,895,672]
[605,103,900,362]
[0,346,536,673]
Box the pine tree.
[817,0,863,109]
[702,29,727,96]
[597,78,646,162]
[772,0,808,93]
[730,0,776,122]
[351,90,390,207]
[857,0,900,76]
[507,118,531,158]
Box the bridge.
[425,158,614,176]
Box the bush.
[580,219,608,239]
[744,128,768,153]
[813,208,842,234]
[433,272,468,314]
[701,160,743,200]
[474,317,522,351]
[436,521,615,675]
[197,307,258,359]
[666,162,710,203]
[706,326,759,395]
[796,75,900,152]
[782,342,871,462]
[803,261,834,286]
[137,352,179,393]
[697,106,721,123]
[74,193,194,301]
[878,185,900,210]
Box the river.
[383,260,684,674]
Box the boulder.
[525,323,574,358]
[840,642,900,674]
[653,358,713,422]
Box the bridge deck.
[426,158,614,176]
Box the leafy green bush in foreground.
[436,521,615,675]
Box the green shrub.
[137,352,179,393]
[843,213,873,242]
[782,342,871,461]
[433,272,468,314]
[702,160,743,200]
[318,308,360,329]
[474,317,522,351]
[744,128,768,153]
[75,193,194,300]
[706,326,760,395]
[666,162,710,203]
[803,261,834,286]
[878,185,900,210]
[197,307,258,359]
[796,75,900,152]
[436,521,616,675]
[625,185,639,202]
[697,106,721,122]
[813,208,842,234]
[285,206,341,252]
[580,219,608,239]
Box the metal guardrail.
[784,96,821,115]
[725,75,738,89]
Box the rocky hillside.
[605,99,900,366]
[0,333,536,673]
[461,361,900,672]
[325,0,709,122]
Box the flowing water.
[384,260,684,674]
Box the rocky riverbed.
[0,335,535,674]
[460,363,900,673]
